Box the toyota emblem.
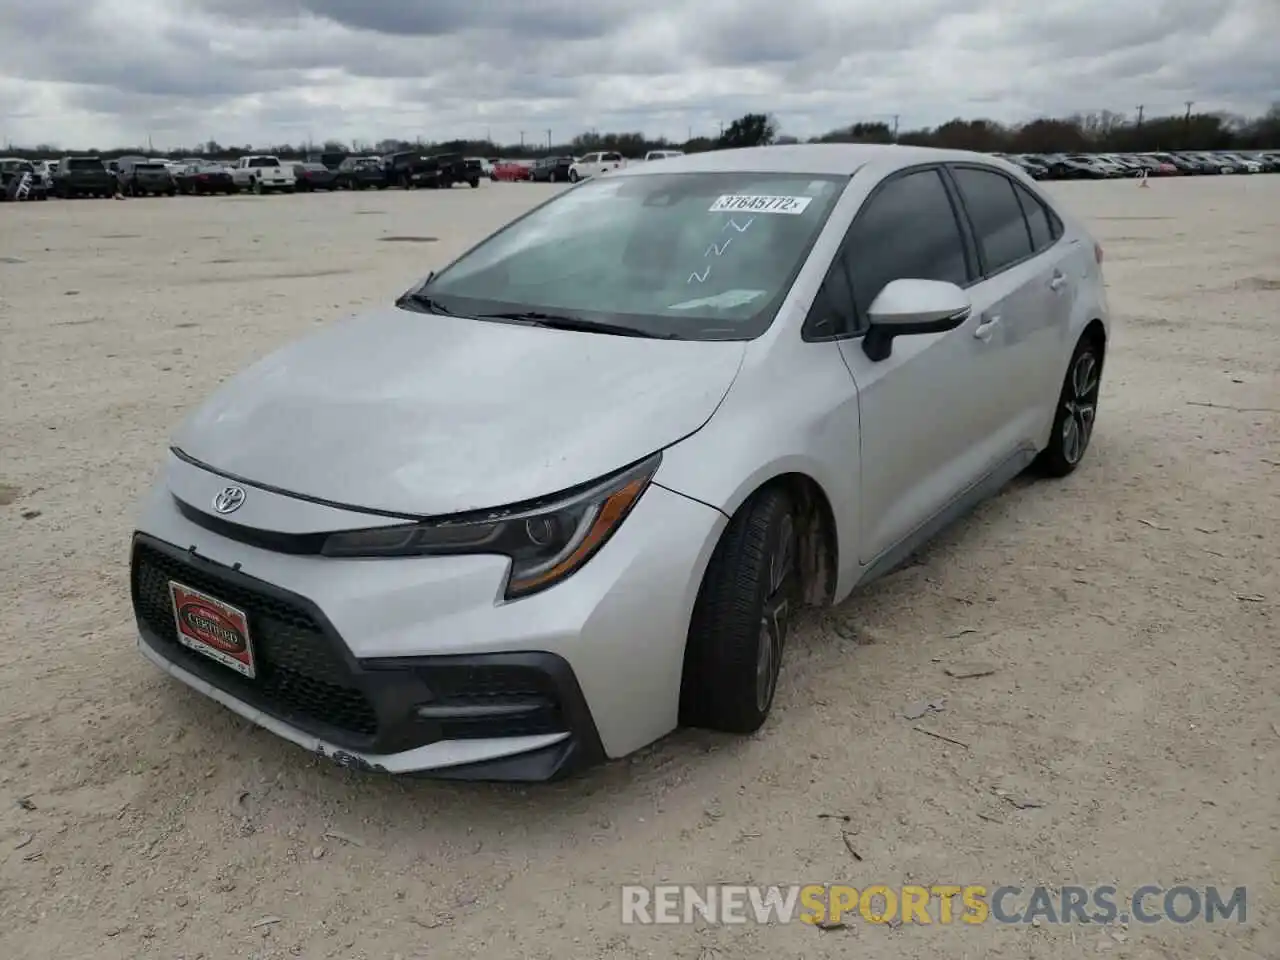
[212,485,246,515]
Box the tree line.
[7,103,1278,162]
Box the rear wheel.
[680,487,798,733]
[1035,334,1103,477]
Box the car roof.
[609,143,1004,179]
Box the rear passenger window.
[951,167,1034,273]
[1012,181,1055,251]
[844,169,970,321]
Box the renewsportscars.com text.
[621,884,1248,926]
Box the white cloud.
[0,0,1275,149]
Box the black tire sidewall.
[681,487,797,733]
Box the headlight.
[321,454,660,600]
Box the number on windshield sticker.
[708,195,812,215]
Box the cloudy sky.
[1,0,1276,150]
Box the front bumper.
[130,455,726,779]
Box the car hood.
[173,306,745,517]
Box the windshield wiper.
[397,290,454,315]
[476,311,673,339]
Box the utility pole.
[892,114,900,140]
[1183,101,1194,147]
[1135,105,1144,127]
[519,130,525,149]
[547,129,551,149]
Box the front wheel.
[1035,335,1103,477]
[252,179,262,195]
[568,169,580,183]
[680,487,798,733]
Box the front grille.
[132,542,378,740]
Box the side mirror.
[862,279,972,361]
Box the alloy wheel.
[1061,350,1100,465]
[756,514,795,712]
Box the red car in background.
[490,160,532,182]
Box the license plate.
[169,581,255,678]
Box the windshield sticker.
[668,289,767,310]
[709,194,812,215]
[805,180,833,195]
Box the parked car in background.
[569,151,626,182]
[466,157,494,177]
[1,158,49,199]
[1042,156,1109,179]
[292,162,339,191]
[381,151,435,188]
[490,160,533,182]
[231,155,296,193]
[531,156,574,182]
[1007,155,1049,179]
[1128,155,1177,176]
[307,151,348,170]
[128,144,1109,781]
[1189,152,1238,173]
[1249,152,1280,172]
[174,163,237,195]
[117,158,178,196]
[52,156,117,198]
[412,153,481,189]
[335,156,386,190]
[644,150,684,161]
[1,158,50,200]
[1219,152,1262,173]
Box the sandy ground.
[0,175,1277,960]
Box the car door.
[823,166,1005,565]
[947,164,1063,456]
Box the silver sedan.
[129,144,1109,781]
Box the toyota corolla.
[130,144,1109,781]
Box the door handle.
[1049,272,1067,291]
[973,315,1000,341]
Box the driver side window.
[845,169,972,321]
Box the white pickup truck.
[231,155,296,193]
[568,151,626,182]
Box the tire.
[568,169,580,183]
[1034,334,1104,478]
[252,178,262,195]
[680,486,799,733]
[469,177,479,188]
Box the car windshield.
[135,163,166,170]
[419,171,846,340]
[248,157,279,168]
[68,158,104,170]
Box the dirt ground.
[0,175,1276,960]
